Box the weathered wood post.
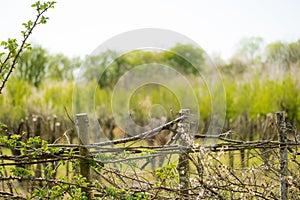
[75,113,92,199]
[176,109,191,199]
[275,112,288,200]
[35,116,43,188]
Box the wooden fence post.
[275,112,288,200]
[75,113,92,199]
[176,109,191,199]
[35,116,43,188]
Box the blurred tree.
[83,50,118,86]
[163,43,205,74]
[47,54,81,80]
[265,41,289,69]
[265,39,300,69]
[124,50,162,66]
[16,45,48,87]
[222,55,248,75]
[287,39,300,66]
[235,37,264,64]
[84,44,205,88]
[97,50,157,88]
[85,50,162,88]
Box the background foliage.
[1,38,300,129]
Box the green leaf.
[39,16,49,24]
[0,41,7,46]
[31,1,41,11]
[11,167,34,179]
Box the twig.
[64,106,75,125]
[86,115,186,147]
[0,191,26,200]
[0,2,55,93]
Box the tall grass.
[0,67,299,131]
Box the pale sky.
[1,0,300,60]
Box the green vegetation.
[1,1,300,198]
[1,39,300,128]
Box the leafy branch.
[0,1,56,94]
